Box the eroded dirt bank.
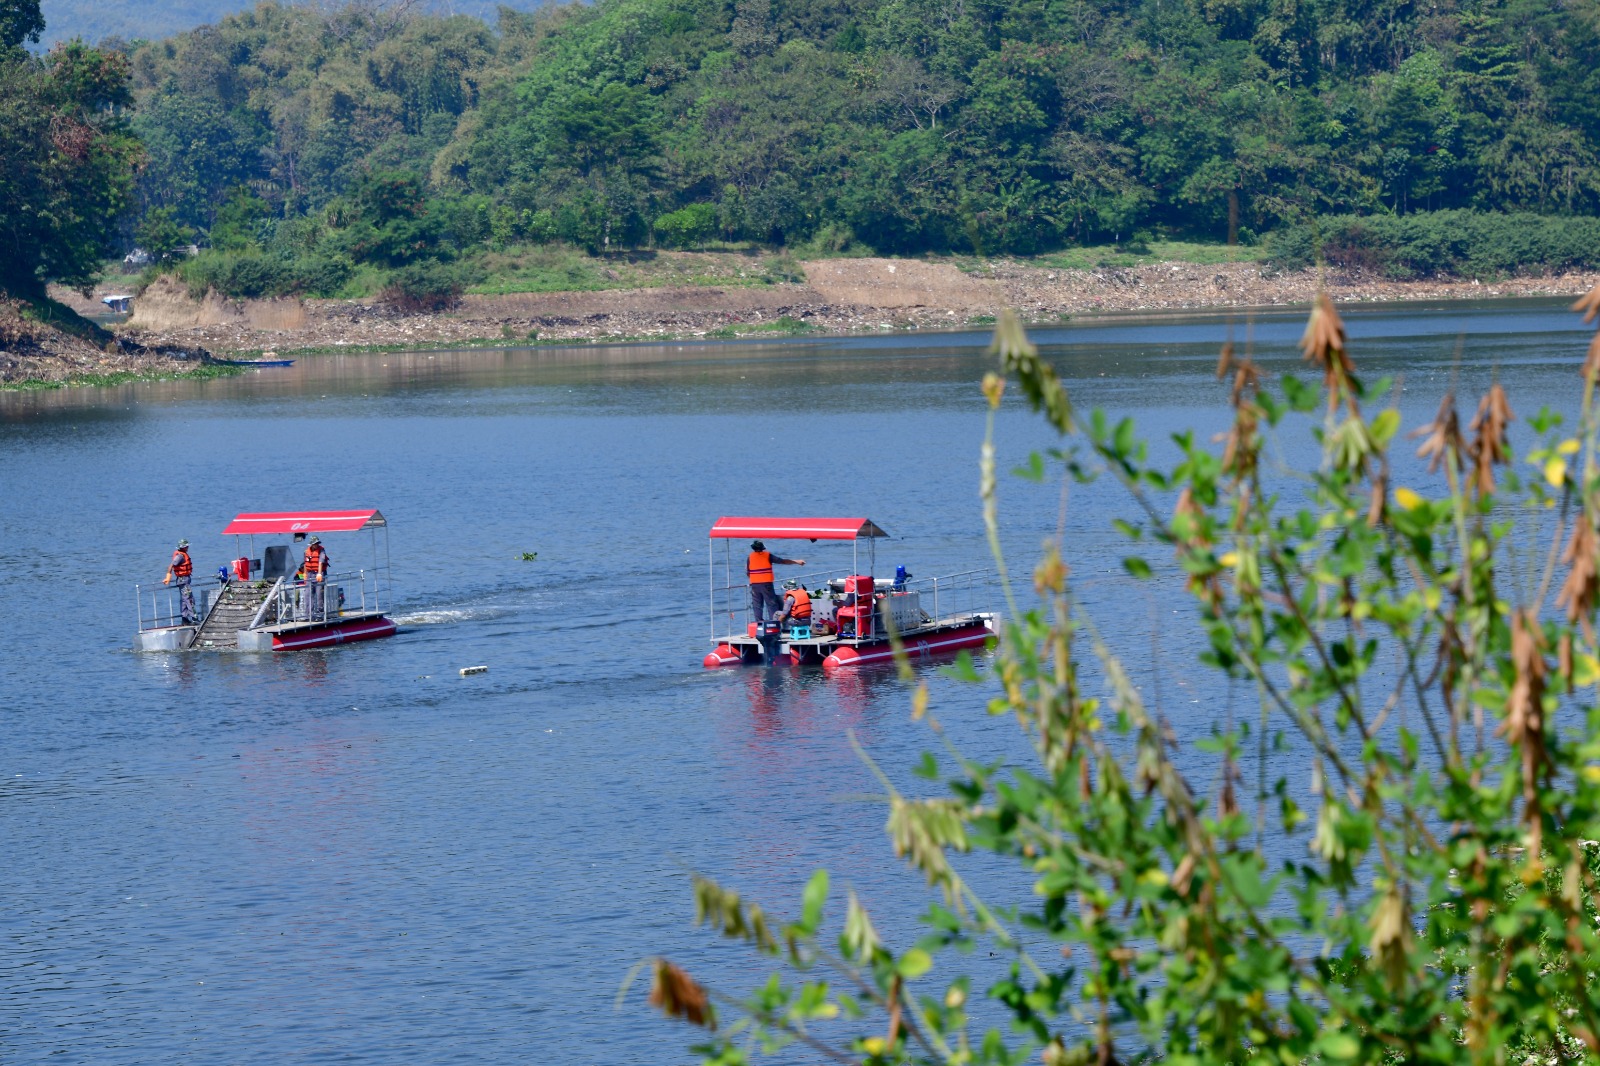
[89,259,1600,356]
[0,297,210,385]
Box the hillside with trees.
[22,0,1600,300]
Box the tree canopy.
[115,0,1600,267]
[0,23,139,296]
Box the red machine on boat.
[702,516,996,671]
[134,508,397,652]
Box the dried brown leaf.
[649,959,715,1029]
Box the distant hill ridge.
[39,0,543,45]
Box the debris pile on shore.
[95,258,1600,357]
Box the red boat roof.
[708,516,888,540]
[222,509,387,535]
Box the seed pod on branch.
[1500,609,1552,855]
[1467,384,1513,496]
[1574,282,1600,326]
[1300,294,1354,410]
[1557,516,1599,642]
[1412,392,1463,476]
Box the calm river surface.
[2,299,1595,1064]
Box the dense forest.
[6,0,1600,300]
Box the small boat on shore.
[701,516,996,671]
[216,358,295,367]
[134,508,396,652]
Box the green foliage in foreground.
[1268,211,1600,279]
[646,297,1600,1065]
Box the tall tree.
[0,42,140,296]
[0,0,44,49]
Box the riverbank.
[0,295,218,387]
[57,256,1600,358]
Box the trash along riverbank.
[45,256,1600,362]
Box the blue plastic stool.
[789,625,811,640]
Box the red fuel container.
[233,557,251,580]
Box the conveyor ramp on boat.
[191,582,274,649]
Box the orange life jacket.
[171,549,192,577]
[747,550,773,584]
[784,586,812,619]
[303,544,326,579]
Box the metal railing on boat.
[250,569,388,628]
[135,568,388,634]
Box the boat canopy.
[708,516,888,541]
[222,509,387,535]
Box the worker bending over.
[778,579,812,632]
[747,539,804,624]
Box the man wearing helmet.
[164,538,197,626]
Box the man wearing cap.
[302,536,330,621]
[747,539,804,624]
[164,539,197,626]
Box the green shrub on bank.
[654,204,718,249]
[176,250,353,299]
[1267,210,1600,278]
[380,259,469,312]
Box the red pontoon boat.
[702,516,996,671]
[134,509,397,652]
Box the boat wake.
[393,605,513,625]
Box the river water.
[2,299,1595,1064]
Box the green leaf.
[1318,1032,1360,1060]
[1123,556,1153,579]
[896,947,933,979]
[1369,408,1401,447]
[798,869,828,936]
[941,651,981,682]
[1012,451,1047,482]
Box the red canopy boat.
[135,508,397,652]
[703,516,995,670]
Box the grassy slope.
[314,242,1265,302]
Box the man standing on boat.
[164,539,197,626]
[748,540,803,624]
[302,536,330,621]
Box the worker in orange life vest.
[163,538,197,626]
[301,536,330,621]
[777,579,813,631]
[747,539,804,624]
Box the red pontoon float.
[703,516,996,671]
[134,508,397,652]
